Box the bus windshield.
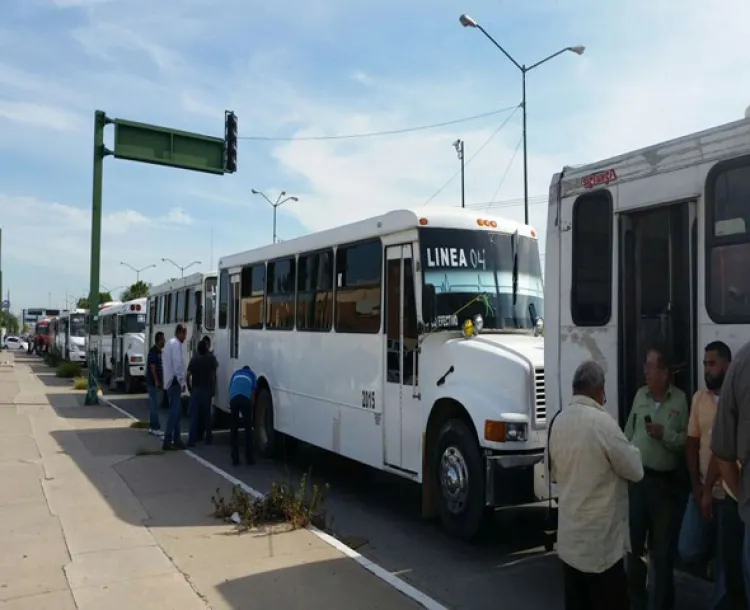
[419,227,544,330]
[69,314,86,337]
[123,313,146,334]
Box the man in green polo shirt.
[624,344,689,610]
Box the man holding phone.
[624,344,689,610]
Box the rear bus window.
[570,190,613,326]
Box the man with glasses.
[625,344,689,610]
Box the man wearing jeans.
[678,341,731,607]
[712,339,750,606]
[186,338,217,447]
[146,331,165,437]
[161,324,187,451]
[229,365,256,466]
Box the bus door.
[228,273,241,373]
[618,200,697,423]
[383,244,421,474]
[114,315,125,379]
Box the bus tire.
[254,387,277,459]
[434,418,487,541]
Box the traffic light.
[224,110,238,173]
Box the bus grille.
[534,368,547,424]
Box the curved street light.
[161,258,201,278]
[251,189,299,244]
[119,261,156,283]
[459,13,584,223]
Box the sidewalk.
[0,352,426,610]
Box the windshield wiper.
[511,230,519,328]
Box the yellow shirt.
[687,389,725,499]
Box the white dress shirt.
[162,337,186,390]
[548,394,644,573]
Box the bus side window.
[240,264,264,329]
[570,191,613,326]
[219,270,229,329]
[706,157,750,322]
[335,240,382,334]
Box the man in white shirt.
[161,324,187,451]
[548,360,644,610]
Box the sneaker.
[162,443,175,451]
[149,429,164,437]
[173,440,187,450]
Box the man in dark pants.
[186,338,217,447]
[624,345,689,610]
[228,365,256,466]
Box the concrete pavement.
[0,351,426,610]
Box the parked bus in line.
[54,309,88,363]
[544,109,750,431]
[95,298,147,393]
[213,207,546,540]
[147,272,218,381]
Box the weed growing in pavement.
[56,361,82,378]
[129,420,150,429]
[211,470,329,532]
[72,376,88,390]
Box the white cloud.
[0,100,84,131]
[350,70,373,86]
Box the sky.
[1,0,749,312]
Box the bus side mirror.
[422,283,436,326]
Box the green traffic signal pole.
[85,110,109,405]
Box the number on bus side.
[361,390,375,410]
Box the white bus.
[55,309,88,363]
[147,272,218,374]
[213,207,546,540]
[96,298,147,393]
[544,111,750,427]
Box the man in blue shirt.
[146,331,165,436]
[228,365,256,466]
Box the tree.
[76,292,112,310]
[121,281,150,302]
[0,311,20,334]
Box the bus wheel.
[212,406,230,430]
[434,418,487,541]
[254,387,277,459]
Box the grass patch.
[129,420,150,429]
[135,446,165,456]
[72,376,88,390]
[211,470,328,532]
[56,361,82,378]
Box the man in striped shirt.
[228,365,257,466]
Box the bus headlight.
[462,314,484,339]
[484,420,528,442]
[462,318,474,338]
[534,316,544,337]
[472,314,484,333]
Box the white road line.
[98,395,450,610]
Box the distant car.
[4,336,28,351]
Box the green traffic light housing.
[224,110,238,173]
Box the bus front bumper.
[128,364,145,378]
[484,450,545,507]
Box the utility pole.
[453,140,465,208]
[85,110,107,405]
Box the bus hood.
[471,333,545,369]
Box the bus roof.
[99,298,147,317]
[554,115,750,200]
[219,206,536,271]
[148,272,217,298]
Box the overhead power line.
[486,135,523,210]
[240,104,521,142]
[466,195,547,209]
[423,106,521,206]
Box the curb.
[97,394,449,610]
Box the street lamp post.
[100,284,124,299]
[251,189,299,244]
[453,139,465,208]
[459,13,584,224]
[119,262,156,283]
[161,258,201,278]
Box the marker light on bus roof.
[419,217,429,226]
[475,218,497,228]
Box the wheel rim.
[439,445,469,514]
